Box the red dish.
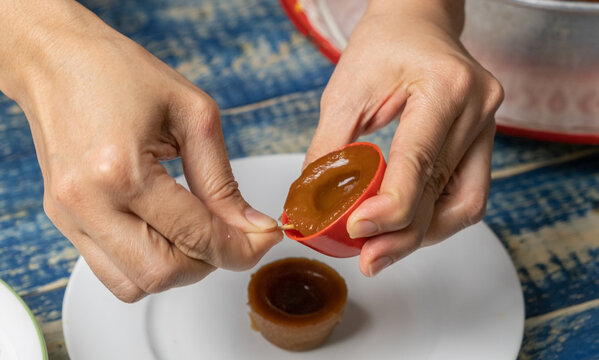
[282,142,386,258]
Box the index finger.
[129,165,282,271]
[347,86,464,237]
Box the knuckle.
[42,194,71,233]
[170,223,214,261]
[48,171,85,210]
[88,144,143,197]
[425,161,454,200]
[187,97,221,138]
[42,194,59,221]
[462,191,488,226]
[484,78,505,115]
[201,96,220,117]
[137,263,179,294]
[396,144,437,181]
[437,58,474,95]
[453,69,474,95]
[380,192,414,229]
[206,177,241,203]
[112,284,146,303]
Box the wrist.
[0,0,116,103]
[365,0,465,38]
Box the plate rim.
[0,278,48,360]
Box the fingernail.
[369,257,393,277]
[245,208,278,231]
[349,219,379,239]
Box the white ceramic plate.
[0,279,47,360]
[63,154,524,360]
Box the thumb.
[171,93,282,269]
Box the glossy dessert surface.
[247,258,347,350]
[284,144,380,237]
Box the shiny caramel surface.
[248,258,347,326]
[284,144,380,236]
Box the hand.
[305,0,503,277]
[2,2,282,302]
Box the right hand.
[2,2,282,302]
[304,0,502,277]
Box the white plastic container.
[281,0,599,143]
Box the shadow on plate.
[325,299,370,347]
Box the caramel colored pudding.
[247,258,347,351]
[284,144,380,236]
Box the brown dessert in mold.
[247,258,347,350]
[284,143,381,237]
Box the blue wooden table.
[1,0,598,358]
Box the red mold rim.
[281,142,387,258]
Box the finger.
[304,104,359,168]
[355,110,484,276]
[43,201,145,302]
[348,71,502,239]
[305,75,407,167]
[358,176,437,277]
[170,93,279,234]
[80,207,218,294]
[363,88,408,135]
[357,108,496,278]
[347,86,468,238]
[423,120,495,245]
[71,232,147,303]
[128,165,282,271]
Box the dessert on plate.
[247,257,347,351]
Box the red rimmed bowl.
[282,142,386,258]
[280,0,599,143]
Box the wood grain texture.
[0,0,597,358]
[521,301,599,359]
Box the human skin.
[0,0,502,300]
[305,0,504,277]
[0,0,282,302]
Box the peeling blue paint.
[0,0,598,358]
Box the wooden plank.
[521,301,599,359]
[486,152,599,317]
[21,285,69,323]
[41,320,69,360]
[80,0,334,110]
[0,197,77,296]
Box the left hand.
[305,0,503,277]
